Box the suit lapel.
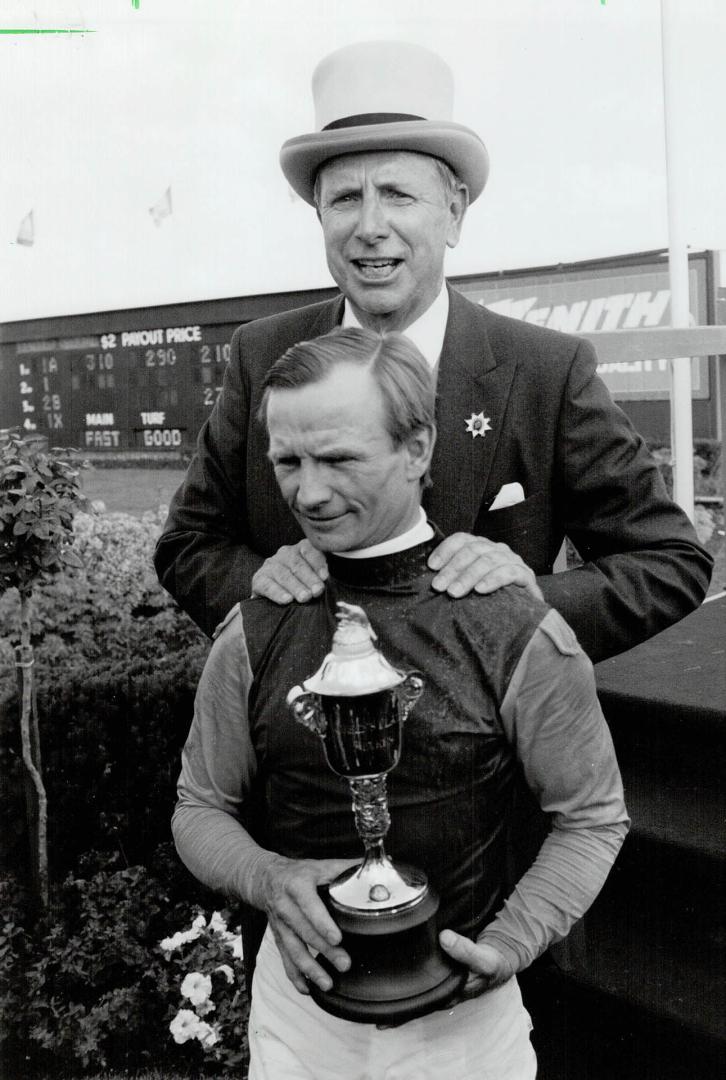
[423,287,517,533]
[310,296,344,335]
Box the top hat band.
[323,112,426,131]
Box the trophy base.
[310,885,467,1024]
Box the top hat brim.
[280,120,489,206]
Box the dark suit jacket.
[155,285,711,661]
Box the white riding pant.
[248,927,537,1080]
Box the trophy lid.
[302,602,404,697]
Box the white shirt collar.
[342,282,449,368]
[336,507,434,559]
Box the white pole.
[660,0,695,522]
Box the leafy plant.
[162,909,249,1074]
[0,476,243,1075]
[0,436,87,597]
[0,435,88,909]
[0,501,207,881]
[1,642,207,878]
[0,855,248,1077]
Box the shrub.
[0,436,86,599]
[0,873,31,1064]
[0,851,249,1077]
[0,641,208,879]
[1,436,89,910]
[0,507,198,668]
[0,493,246,1077]
[0,505,209,881]
[162,908,249,1074]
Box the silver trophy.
[287,602,466,1024]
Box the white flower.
[159,914,206,957]
[196,1021,221,1049]
[215,963,235,984]
[208,910,228,935]
[180,971,213,1007]
[159,930,187,956]
[170,1008,201,1045]
[228,933,244,960]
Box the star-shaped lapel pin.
[465,412,492,439]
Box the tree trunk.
[15,590,49,911]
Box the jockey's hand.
[439,929,515,998]
[258,854,358,995]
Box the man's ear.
[446,183,469,250]
[404,424,436,482]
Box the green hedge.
[1,641,208,879]
[0,509,210,881]
[0,853,248,1077]
[0,507,251,1077]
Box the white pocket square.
[488,482,525,511]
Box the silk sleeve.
[172,607,271,903]
[479,608,629,971]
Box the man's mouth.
[351,258,402,280]
[301,513,345,527]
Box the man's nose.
[354,195,389,244]
[295,464,332,509]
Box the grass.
[79,468,187,517]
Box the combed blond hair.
[259,326,435,450]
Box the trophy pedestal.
[311,885,467,1024]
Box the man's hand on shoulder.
[251,539,329,604]
[439,929,515,997]
[428,533,544,602]
[258,854,357,994]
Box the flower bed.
[1,859,250,1076]
[0,504,250,1077]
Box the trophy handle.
[287,687,326,737]
[395,672,424,722]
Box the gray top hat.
[280,41,490,206]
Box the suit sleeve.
[537,338,712,661]
[154,326,266,637]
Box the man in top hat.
[154,40,711,661]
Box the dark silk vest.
[241,537,546,940]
